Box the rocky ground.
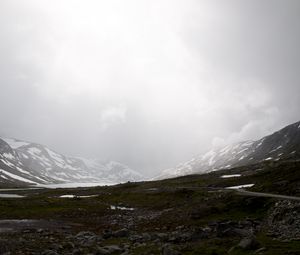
[0,219,263,255]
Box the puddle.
[0,188,42,191]
[110,205,134,211]
[39,182,116,189]
[59,194,99,198]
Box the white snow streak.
[0,169,37,184]
[226,184,254,189]
[220,174,241,178]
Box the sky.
[0,0,299,176]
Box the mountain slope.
[0,137,141,186]
[158,121,300,179]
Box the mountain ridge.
[0,136,142,186]
[157,120,300,179]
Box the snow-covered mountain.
[0,137,142,186]
[158,121,300,179]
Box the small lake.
[37,182,117,189]
[0,182,117,195]
[0,194,25,198]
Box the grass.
[0,159,299,254]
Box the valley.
[0,159,299,255]
[0,122,299,254]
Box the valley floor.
[0,160,300,255]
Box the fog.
[0,0,299,175]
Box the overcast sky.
[0,0,299,175]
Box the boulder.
[112,228,129,238]
[162,244,181,255]
[237,237,260,250]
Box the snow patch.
[28,147,42,156]
[0,169,37,184]
[264,157,273,161]
[45,148,65,166]
[239,155,245,161]
[219,145,232,156]
[21,153,29,159]
[269,146,282,153]
[1,159,15,168]
[202,150,217,166]
[16,167,31,175]
[220,174,241,178]
[226,184,255,189]
[256,139,265,147]
[3,153,15,160]
[236,148,249,155]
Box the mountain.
[158,121,300,179]
[0,137,142,186]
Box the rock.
[75,231,97,239]
[75,231,102,247]
[102,245,123,254]
[41,250,59,255]
[49,244,63,251]
[180,232,193,242]
[113,228,129,238]
[156,233,168,241]
[166,230,193,243]
[102,229,113,239]
[227,246,236,254]
[237,237,260,250]
[0,239,10,254]
[223,227,253,237]
[64,242,75,249]
[162,244,181,255]
[129,234,143,242]
[72,249,82,255]
[254,247,267,254]
[141,232,152,241]
[135,242,146,248]
[95,247,109,255]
